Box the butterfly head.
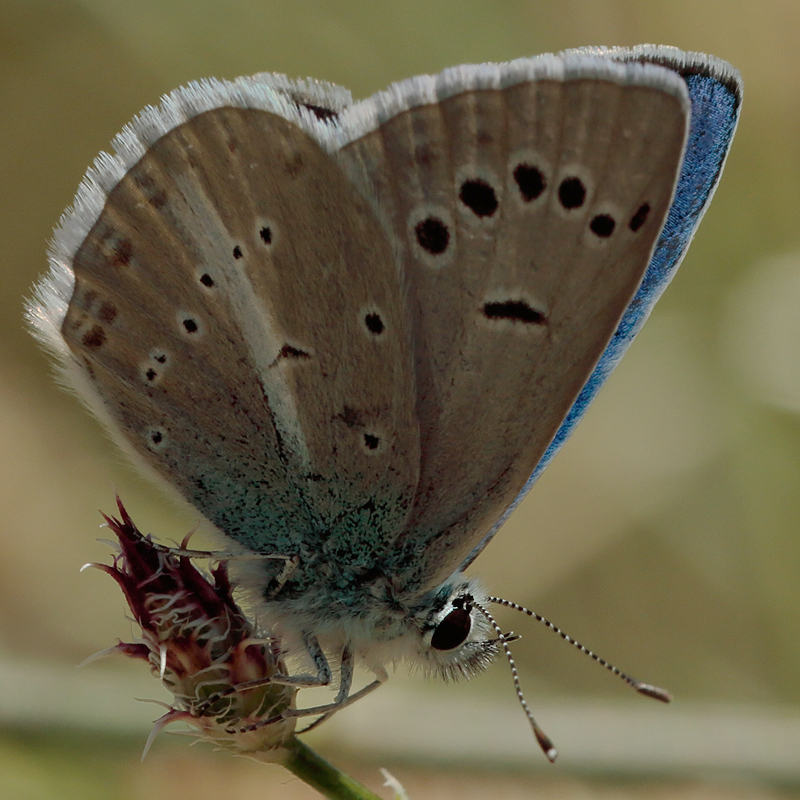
[412,577,501,681]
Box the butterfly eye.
[430,607,472,651]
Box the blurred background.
[2,1,799,798]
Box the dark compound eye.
[415,217,450,255]
[431,607,472,651]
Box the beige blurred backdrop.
[3,1,800,798]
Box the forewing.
[460,47,743,571]
[337,55,690,587]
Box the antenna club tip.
[534,728,558,762]
[635,682,672,703]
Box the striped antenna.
[488,597,672,703]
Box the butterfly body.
[29,47,742,719]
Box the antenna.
[472,602,558,762]
[472,597,672,762]
[489,597,672,703]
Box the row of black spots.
[337,405,384,454]
[228,225,274,263]
[586,202,651,239]
[414,169,522,256]
[77,295,119,351]
[511,163,651,238]
[556,175,653,239]
[76,289,117,325]
[141,348,170,385]
[512,164,585,210]
[414,176,500,257]
[513,164,593,213]
[133,170,168,211]
[413,166,651,256]
[483,300,547,326]
[583,202,651,239]
[416,169,576,255]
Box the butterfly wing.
[31,79,421,567]
[336,54,691,588]
[458,47,743,571]
[28,50,737,601]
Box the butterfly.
[28,45,741,759]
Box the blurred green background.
[3,0,800,798]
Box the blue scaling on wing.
[460,57,743,571]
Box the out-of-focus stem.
[278,736,386,800]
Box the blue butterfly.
[28,45,741,759]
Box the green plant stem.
[279,736,385,800]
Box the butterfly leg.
[296,668,388,733]
[196,632,333,720]
[287,645,389,731]
[239,640,355,722]
[262,555,301,600]
[232,644,387,735]
[243,633,334,690]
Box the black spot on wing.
[513,163,546,202]
[590,214,615,238]
[558,177,586,209]
[483,300,547,325]
[629,203,651,232]
[459,179,498,217]
[415,217,450,254]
